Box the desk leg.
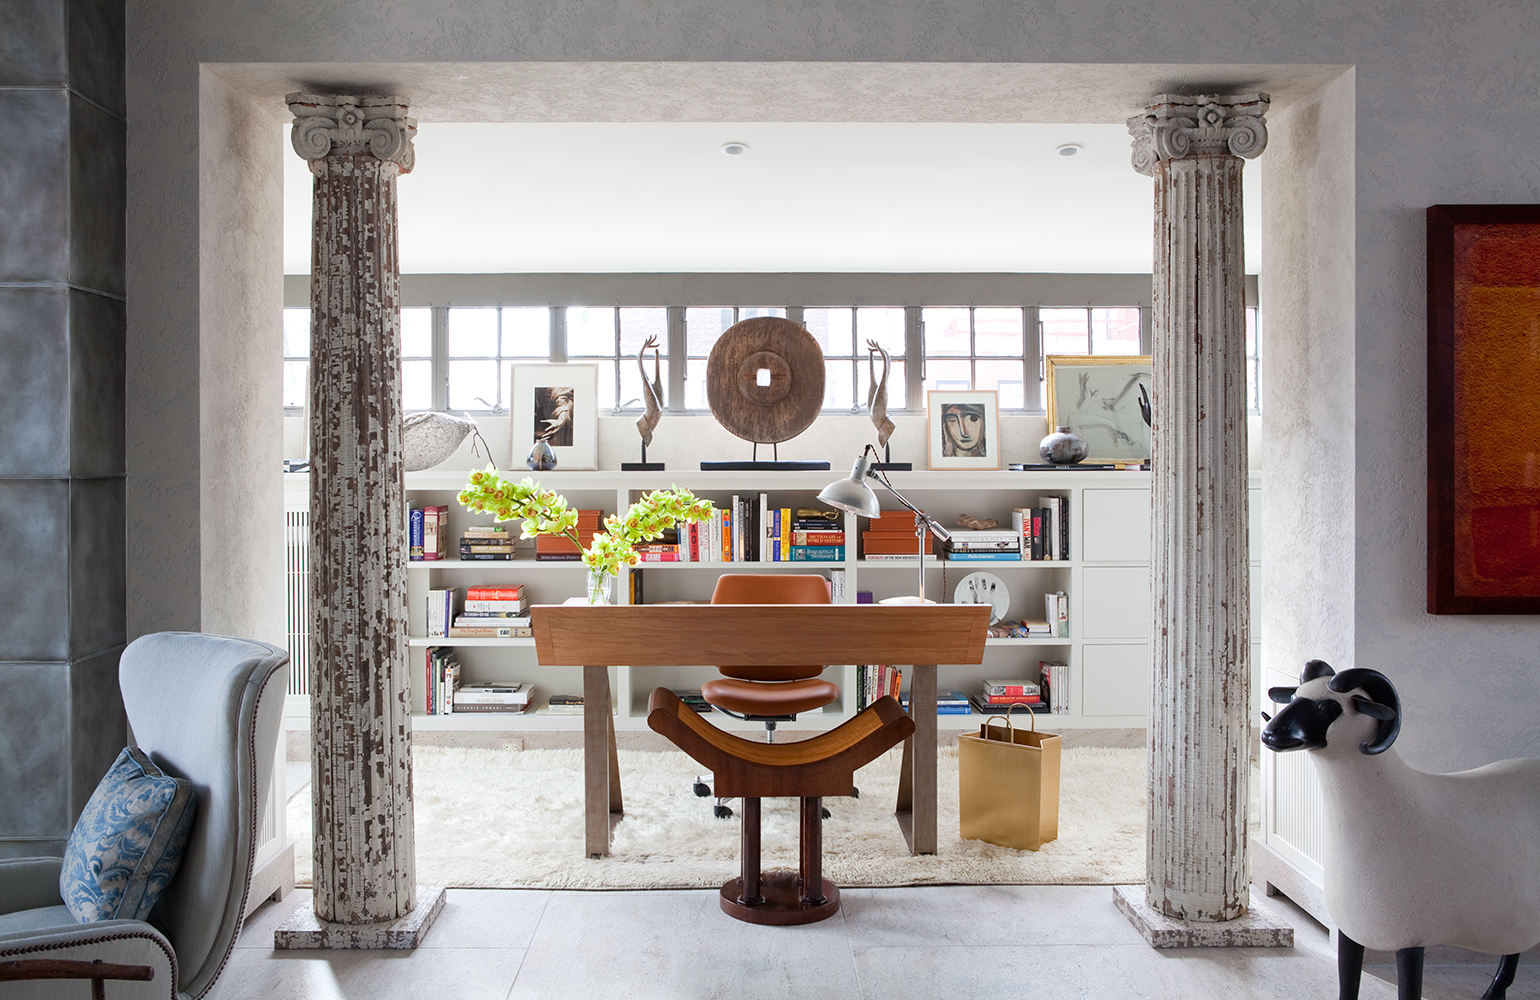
[894,663,936,855]
[584,665,622,857]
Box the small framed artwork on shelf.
[1043,355,1153,463]
[510,363,598,471]
[927,390,1000,470]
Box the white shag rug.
[290,744,1153,889]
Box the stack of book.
[772,507,845,562]
[902,690,972,715]
[943,528,1021,561]
[423,647,461,714]
[1039,660,1070,714]
[634,527,681,562]
[856,664,903,710]
[1012,496,1068,560]
[984,618,1054,638]
[452,681,534,714]
[459,524,513,560]
[409,504,451,561]
[449,584,530,637]
[970,677,1050,714]
[861,512,936,561]
[535,510,604,561]
[540,693,585,715]
[671,689,713,713]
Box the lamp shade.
[817,454,883,519]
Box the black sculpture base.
[620,462,666,471]
[871,462,911,471]
[700,461,831,471]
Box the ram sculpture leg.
[1480,954,1520,1000]
[1395,946,1424,1000]
[1337,932,1365,1000]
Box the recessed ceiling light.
[1054,143,1084,157]
[721,142,749,156]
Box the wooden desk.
[532,603,989,857]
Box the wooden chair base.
[720,873,840,925]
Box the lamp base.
[870,462,912,471]
[620,462,666,471]
[700,461,831,471]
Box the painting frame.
[510,363,598,471]
[1043,355,1153,464]
[1427,204,1540,614]
[927,390,1000,471]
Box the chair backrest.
[118,632,288,1000]
[710,574,831,682]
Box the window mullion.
[903,305,923,410]
[666,306,686,411]
[431,305,449,411]
[551,307,567,363]
[1025,305,1042,412]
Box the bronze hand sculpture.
[866,339,895,449]
[635,334,663,450]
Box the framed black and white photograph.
[927,390,1000,470]
[510,364,598,470]
[1043,355,1153,463]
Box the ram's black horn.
[1302,659,1336,682]
[1329,668,1402,754]
[1352,696,1397,721]
[1267,686,1298,703]
[1260,711,1272,722]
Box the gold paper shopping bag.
[958,707,1061,850]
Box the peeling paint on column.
[1129,94,1267,923]
[288,93,418,925]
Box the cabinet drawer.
[1080,644,1149,717]
[1081,489,1150,562]
[1081,565,1150,639]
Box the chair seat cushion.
[702,677,838,716]
[59,747,196,923]
[0,904,77,938]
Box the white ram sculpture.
[1261,660,1540,1000]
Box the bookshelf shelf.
[287,468,1262,733]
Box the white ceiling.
[282,121,1261,275]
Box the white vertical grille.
[284,510,310,697]
[1270,748,1323,865]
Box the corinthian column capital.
[1126,93,1269,176]
[287,92,417,173]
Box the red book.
[465,585,524,601]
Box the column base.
[274,885,446,950]
[1112,885,1294,949]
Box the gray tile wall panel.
[0,480,70,661]
[0,662,71,839]
[69,96,125,297]
[0,89,70,283]
[66,0,124,118]
[69,289,126,476]
[69,477,126,657]
[0,286,70,477]
[0,0,66,87]
[70,646,126,820]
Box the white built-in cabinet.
[282,469,1263,734]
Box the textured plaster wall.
[197,67,286,645]
[126,0,1540,774]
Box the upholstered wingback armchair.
[0,632,288,1000]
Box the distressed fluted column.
[289,93,417,924]
[1129,94,1267,922]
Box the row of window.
[283,304,1260,413]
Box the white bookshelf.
[285,468,1263,732]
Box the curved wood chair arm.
[0,958,155,1000]
[647,687,915,799]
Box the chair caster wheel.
[851,786,860,798]
[714,804,734,819]
[821,806,831,819]
[693,781,711,797]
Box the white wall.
[126,0,1540,774]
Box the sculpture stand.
[620,442,664,472]
[869,442,910,472]
[701,442,829,471]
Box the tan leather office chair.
[693,574,849,818]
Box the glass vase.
[586,567,615,606]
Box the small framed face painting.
[509,364,598,470]
[927,390,1000,470]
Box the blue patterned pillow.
[60,747,196,923]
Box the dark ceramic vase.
[1039,426,1088,465]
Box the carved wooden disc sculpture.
[706,317,826,445]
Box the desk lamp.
[818,444,951,604]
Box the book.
[422,505,450,560]
[455,682,533,706]
[460,543,514,554]
[458,551,513,560]
[970,695,1051,714]
[452,702,531,714]
[790,545,844,561]
[791,530,846,545]
[426,588,457,637]
[454,614,529,625]
[463,598,526,613]
[829,567,847,603]
[1036,496,1065,560]
[982,679,1041,696]
[946,539,1020,550]
[465,585,524,601]
[947,529,1020,544]
[862,552,941,561]
[671,689,713,714]
[635,551,681,562]
[461,526,509,538]
[1008,462,1146,471]
[448,624,532,638]
[409,506,425,560]
[1046,591,1069,637]
[944,550,1023,561]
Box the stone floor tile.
[217,945,523,1000]
[841,884,1147,948]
